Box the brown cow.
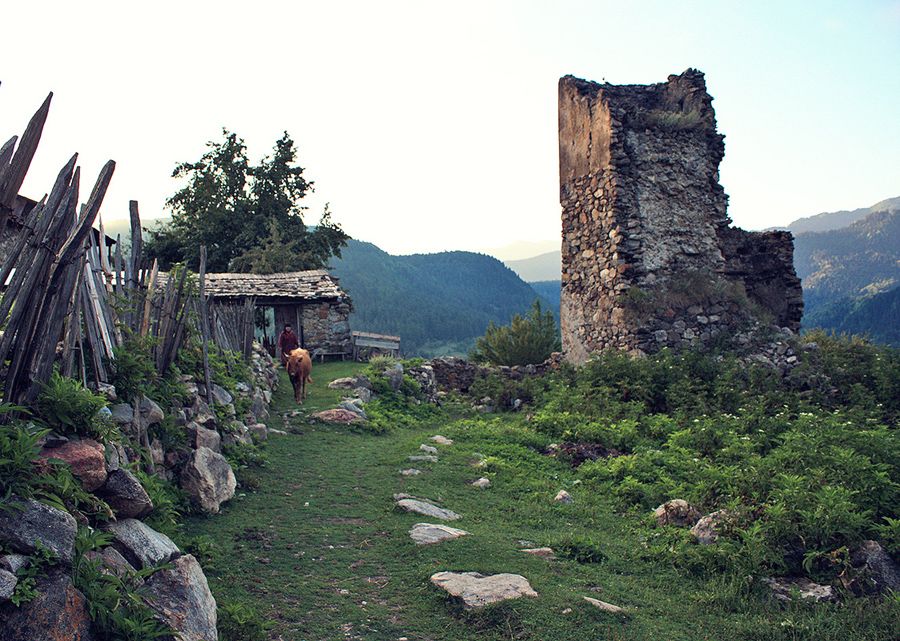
[286,348,313,404]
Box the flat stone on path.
[408,455,438,463]
[312,409,366,424]
[431,571,538,607]
[471,477,491,489]
[409,523,470,545]
[583,596,626,613]
[396,499,460,521]
[419,444,438,454]
[521,547,555,559]
[430,435,453,445]
[400,468,421,476]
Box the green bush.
[218,601,272,641]
[553,534,608,564]
[132,467,187,537]
[108,334,158,402]
[35,372,114,440]
[471,300,560,366]
[0,406,47,500]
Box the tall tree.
[146,129,348,272]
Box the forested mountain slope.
[329,240,551,356]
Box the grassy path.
[183,363,872,641]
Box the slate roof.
[201,270,347,301]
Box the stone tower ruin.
[559,69,802,364]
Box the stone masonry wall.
[301,300,352,356]
[559,69,803,363]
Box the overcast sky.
[2,1,898,256]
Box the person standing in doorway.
[276,324,300,366]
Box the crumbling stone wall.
[559,69,803,364]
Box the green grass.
[183,362,898,641]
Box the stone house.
[203,270,352,359]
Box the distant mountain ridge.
[505,250,561,282]
[329,239,553,356]
[782,196,900,235]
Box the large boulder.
[84,546,137,580]
[38,438,107,491]
[109,403,134,426]
[139,397,165,426]
[0,568,16,602]
[430,571,538,607]
[328,377,357,389]
[187,422,221,452]
[248,423,268,442]
[0,571,94,640]
[654,499,701,527]
[851,540,900,594]
[690,510,729,545]
[191,397,217,429]
[97,468,154,518]
[104,518,180,570]
[180,447,236,514]
[0,497,77,564]
[140,554,217,641]
[385,364,404,391]
[210,383,233,406]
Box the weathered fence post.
[198,246,214,406]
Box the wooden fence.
[0,86,223,409]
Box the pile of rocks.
[0,498,216,639]
[1,342,279,640]
[106,343,277,513]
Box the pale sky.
[2,0,898,256]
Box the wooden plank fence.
[0,84,237,411]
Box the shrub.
[0,406,47,500]
[35,371,113,440]
[218,601,272,641]
[553,534,608,564]
[132,467,187,537]
[108,334,158,402]
[471,300,560,366]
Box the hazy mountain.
[480,239,559,261]
[505,250,561,281]
[329,240,553,356]
[783,196,900,235]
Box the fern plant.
[35,371,113,440]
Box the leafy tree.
[146,129,348,272]
[471,300,560,366]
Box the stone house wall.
[559,69,803,364]
[301,300,352,355]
